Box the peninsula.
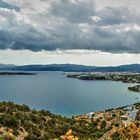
[66,72,140,92]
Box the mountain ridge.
[0,63,140,72]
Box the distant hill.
[0,64,16,69]
[94,64,140,73]
[0,63,140,72]
[0,64,98,72]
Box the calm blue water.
[0,71,139,116]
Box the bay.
[0,71,139,116]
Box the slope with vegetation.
[0,102,140,139]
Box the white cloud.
[95,0,140,12]
[91,16,101,22]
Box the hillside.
[0,102,140,139]
[1,63,140,72]
[0,64,15,69]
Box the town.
[74,103,140,139]
[66,72,140,92]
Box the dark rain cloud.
[0,0,140,53]
[0,0,20,11]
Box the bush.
[25,134,38,140]
[2,133,15,140]
[112,132,120,140]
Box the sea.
[0,71,139,116]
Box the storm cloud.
[0,0,140,53]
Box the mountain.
[1,64,98,72]
[0,63,140,72]
[94,64,140,72]
[0,64,16,69]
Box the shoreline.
[0,101,139,139]
[66,72,140,93]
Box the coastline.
[0,72,139,139]
[66,72,140,92]
[0,101,139,139]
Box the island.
[0,102,140,139]
[0,72,36,75]
[128,85,140,92]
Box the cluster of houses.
[85,105,138,128]
[66,72,140,84]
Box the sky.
[0,0,140,66]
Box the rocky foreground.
[0,102,140,139]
